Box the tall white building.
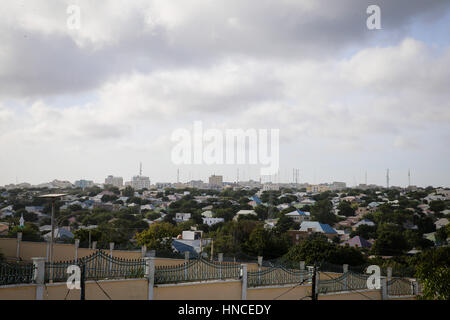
[131,175,151,190]
[209,175,223,188]
[105,175,123,188]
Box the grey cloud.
[0,0,449,99]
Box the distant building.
[330,182,347,191]
[74,180,94,189]
[343,236,372,248]
[202,217,224,226]
[306,185,329,193]
[285,209,311,223]
[288,221,337,245]
[262,183,280,191]
[233,210,257,221]
[105,175,123,188]
[130,175,151,190]
[175,213,192,222]
[209,175,223,188]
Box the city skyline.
[3,165,447,189]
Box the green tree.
[135,222,180,252]
[122,186,135,197]
[337,201,355,217]
[311,200,337,225]
[416,247,450,300]
[429,200,446,214]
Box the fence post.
[109,242,114,272]
[241,264,247,300]
[413,280,419,296]
[184,251,189,280]
[141,245,147,258]
[343,264,348,290]
[92,241,97,250]
[387,267,392,297]
[218,253,223,279]
[74,239,80,261]
[257,256,263,285]
[381,277,388,300]
[144,257,155,300]
[307,266,314,283]
[46,241,50,262]
[16,232,22,260]
[300,261,305,283]
[32,257,46,300]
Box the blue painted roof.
[172,240,198,257]
[249,196,262,204]
[319,223,337,234]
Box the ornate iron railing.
[45,250,146,283]
[154,258,241,284]
[247,266,311,287]
[387,278,414,296]
[0,261,35,285]
[318,271,370,294]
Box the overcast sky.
[0,0,449,188]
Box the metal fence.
[45,250,146,283]
[387,278,414,296]
[0,261,35,286]
[247,266,311,287]
[154,258,241,284]
[318,271,370,294]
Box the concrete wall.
[318,289,382,300]
[247,285,311,300]
[42,279,148,300]
[0,284,36,300]
[0,279,419,300]
[154,280,242,300]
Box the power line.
[94,279,112,300]
[272,278,309,300]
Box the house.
[289,221,337,245]
[352,219,375,231]
[248,196,262,208]
[299,199,316,206]
[343,236,372,248]
[264,219,279,229]
[0,223,9,236]
[43,228,74,241]
[182,230,203,240]
[233,210,257,221]
[201,210,214,218]
[175,213,192,222]
[285,209,310,223]
[402,221,418,230]
[367,202,380,209]
[25,206,44,214]
[141,204,156,211]
[298,221,337,234]
[202,217,224,226]
[0,205,15,218]
[435,218,449,229]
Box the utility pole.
[39,194,67,280]
[80,263,86,300]
[311,263,318,301]
[408,169,411,187]
[210,239,214,261]
[386,169,390,189]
